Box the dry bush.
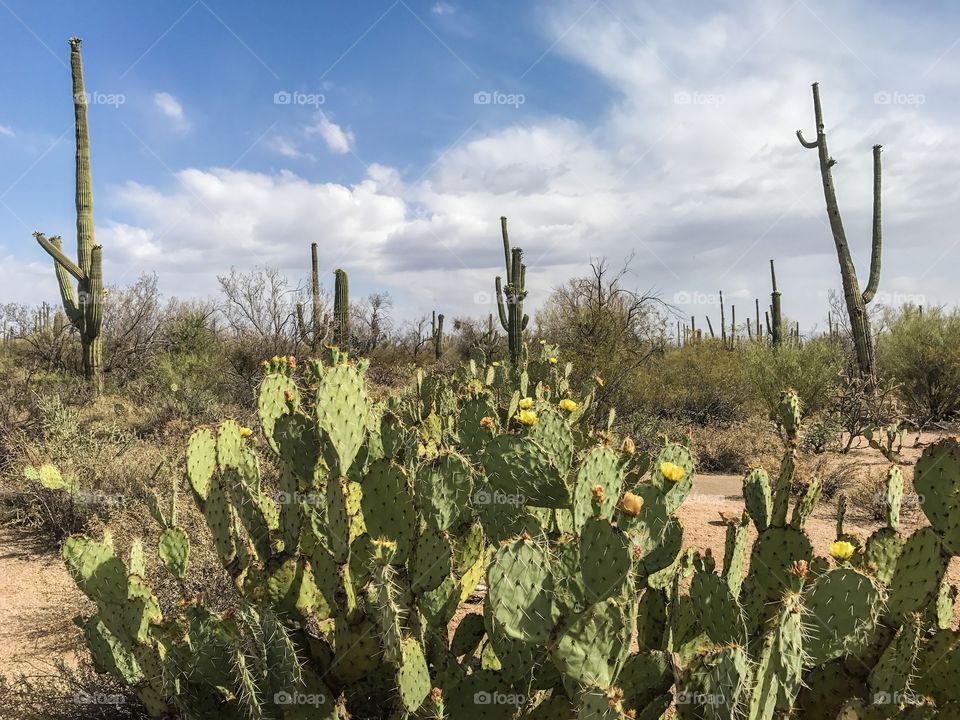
[692,416,780,474]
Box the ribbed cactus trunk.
[494,217,529,365]
[296,242,325,351]
[431,310,444,360]
[333,268,350,348]
[768,259,782,347]
[34,37,103,393]
[797,82,881,378]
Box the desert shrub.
[742,337,844,417]
[830,375,902,452]
[876,305,960,424]
[632,340,753,424]
[691,416,780,473]
[801,413,843,454]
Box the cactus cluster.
[63,367,960,717]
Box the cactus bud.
[621,491,643,516]
[480,416,495,429]
[591,484,606,504]
[621,437,636,455]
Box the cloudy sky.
[1,0,958,334]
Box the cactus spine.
[797,82,882,377]
[494,216,528,364]
[431,310,444,360]
[333,267,349,348]
[34,38,103,392]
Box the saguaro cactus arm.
[862,144,883,304]
[493,216,528,363]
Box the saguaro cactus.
[431,310,444,360]
[333,267,349,348]
[34,38,104,391]
[797,82,882,377]
[494,216,528,364]
[296,242,328,351]
[768,259,783,347]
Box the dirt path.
[0,530,82,678]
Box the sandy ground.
[0,530,82,678]
[0,432,956,678]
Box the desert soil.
[0,432,957,679]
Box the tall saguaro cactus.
[768,259,783,347]
[34,38,103,392]
[333,268,350,348]
[495,216,528,364]
[797,82,882,377]
[296,242,327,351]
[431,310,444,360]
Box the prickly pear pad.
[416,452,473,531]
[361,460,416,563]
[580,518,632,603]
[315,364,368,475]
[482,435,570,508]
[913,438,960,554]
[690,570,748,646]
[186,427,216,499]
[802,568,881,663]
[650,441,694,512]
[572,446,623,530]
[552,598,631,688]
[257,372,299,452]
[487,538,555,643]
[886,527,949,622]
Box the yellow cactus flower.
[659,461,685,482]
[239,427,254,438]
[519,397,534,410]
[559,398,578,412]
[829,540,855,561]
[548,357,558,364]
[621,491,644,516]
[517,409,538,426]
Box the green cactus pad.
[458,395,498,457]
[273,412,320,487]
[315,363,368,474]
[488,538,556,643]
[619,650,672,713]
[63,535,128,604]
[580,518,632,603]
[361,460,416,563]
[450,612,486,658]
[862,527,903,585]
[186,427,217,499]
[616,483,670,559]
[742,467,772,532]
[257,372,299,452]
[721,515,750,595]
[868,615,921,704]
[690,570,748,646]
[158,526,189,579]
[418,573,460,629]
[444,669,514,720]
[802,568,881,663]
[795,661,866,720]
[650,441,694,512]
[552,598,631,688]
[410,525,452,593]
[77,615,143,685]
[474,481,543,543]
[741,526,812,630]
[416,452,473,531]
[915,628,960,704]
[885,464,904,531]
[215,419,245,471]
[886,527,948,622]
[397,637,430,712]
[677,645,751,720]
[913,438,960,553]
[482,435,570,508]
[529,407,574,474]
[572,446,623,530]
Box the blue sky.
[2,0,960,333]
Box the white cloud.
[153,92,188,131]
[0,125,14,138]
[432,2,455,16]
[307,113,355,154]
[13,0,960,329]
[267,135,315,161]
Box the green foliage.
[877,305,960,423]
[743,337,845,417]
